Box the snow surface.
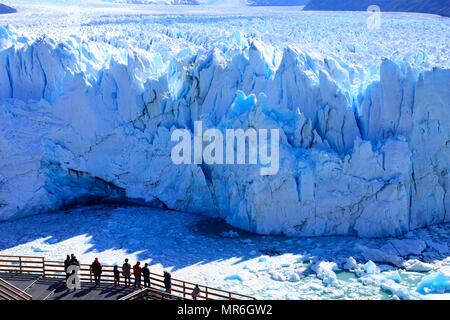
[0,2,449,238]
[0,206,448,300]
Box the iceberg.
[381,279,410,300]
[311,261,338,286]
[417,267,450,295]
[403,260,434,273]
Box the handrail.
[119,288,148,300]
[0,255,256,300]
[119,287,183,301]
[0,254,45,259]
[0,277,32,300]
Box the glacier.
[0,5,449,238]
[101,0,309,6]
[304,0,450,18]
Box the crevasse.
[0,26,448,237]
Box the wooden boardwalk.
[0,255,256,301]
[0,272,134,300]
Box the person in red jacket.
[133,261,142,289]
[90,258,102,286]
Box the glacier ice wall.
[0,26,448,237]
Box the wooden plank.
[0,278,32,300]
[15,265,44,270]
[0,254,44,259]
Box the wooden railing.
[0,277,32,300]
[119,287,184,301]
[0,255,256,300]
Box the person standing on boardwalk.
[142,263,151,288]
[90,258,103,286]
[122,259,131,287]
[113,265,121,287]
[164,271,172,294]
[67,254,80,290]
[69,254,80,267]
[191,285,201,300]
[133,261,142,289]
[64,255,71,281]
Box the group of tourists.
[117,259,153,290]
[62,255,202,300]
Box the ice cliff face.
[0,26,448,237]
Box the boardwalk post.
[183,281,186,298]
[42,257,45,277]
[19,256,22,274]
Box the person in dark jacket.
[64,255,71,281]
[113,265,120,287]
[163,271,172,294]
[122,259,131,287]
[133,262,142,289]
[69,254,80,267]
[191,285,201,300]
[90,258,102,286]
[142,263,150,288]
[67,254,80,290]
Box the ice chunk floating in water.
[417,267,450,295]
[0,5,449,238]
